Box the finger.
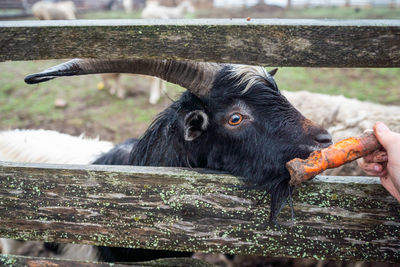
[380,176,400,202]
[363,169,387,177]
[363,150,387,163]
[372,150,388,162]
[374,122,400,157]
[377,169,388,177]
[362,154,375,163]
[358,161,386,176]
[358,160,381,172]
[357,158,371,173]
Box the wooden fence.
[0,19,400,265]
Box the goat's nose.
[315,133,333,148]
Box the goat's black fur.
[96,66,324,213]
[94,138,137,165]
[90,66,331,262]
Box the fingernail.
[376,122,389,134]
[374,165,380,171]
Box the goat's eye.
[228,113,243,126]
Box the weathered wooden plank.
[1,19,400,67]
[0,254,212,267]
[0,161,399,262]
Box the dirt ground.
[15,87,172,143]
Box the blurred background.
[0,0,399,144]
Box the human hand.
[357,122,400,202]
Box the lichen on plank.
[1,19,399,67]
[0,162,399,262]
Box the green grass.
[0,61,60,126]
[0,60,186,141]
[78,5,400,21]
[274,68,400,105]
[79,11,142,20]
[195,6,400,19]
[0,9,25,15]
[79,9,196,20]
[285,7,400,19]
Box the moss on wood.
[1,19,400,67]
[0,162,399,262]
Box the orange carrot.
[286,131,381,186]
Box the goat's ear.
[184,110,209,141]
[268,68,278,76]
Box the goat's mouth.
[299,144,320,153]
[296,142,330,160]
[299,140,333,154]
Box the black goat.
[24,58,332,262]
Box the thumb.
[373,122,399,154]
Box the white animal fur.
[0,129,112,261]
[1,239,99,262]
[283,90,400,176]
[1,240,57,258]
[32,1,76,20]
[231,65,270,93]
[122,0,133,12]
[0,129,113,164]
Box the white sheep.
[0,129,113,165]
[32,1,76,20]
[120,0,146,12]
[283,90,400,176]
[142,0,195,19]
[122,0,134,12]
[1,239,99,262]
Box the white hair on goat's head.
[229,65,271,93]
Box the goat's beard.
[267,143,322,223]
[249,145,313,224]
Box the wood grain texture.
[0,161,399,262]
[0,254,212,267]
[1,19,400,67]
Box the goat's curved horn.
[24,58,223,96]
